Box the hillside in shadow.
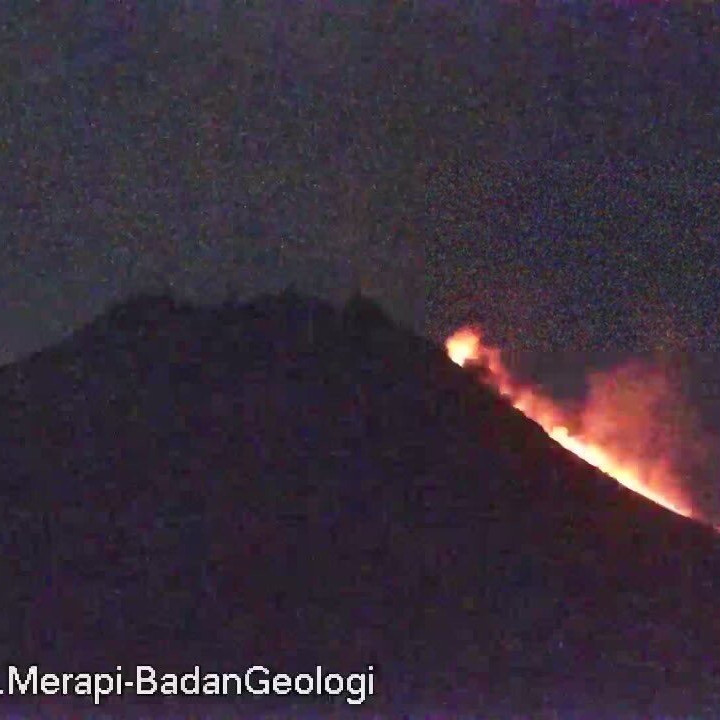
[0,291,719,717]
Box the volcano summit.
[0,292,718,718]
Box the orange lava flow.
[445,328,695,520]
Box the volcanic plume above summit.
[446,327,715,525]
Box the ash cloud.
[576,355,720,525]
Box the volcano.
[0,291,719,718]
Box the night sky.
[3,2,720,393]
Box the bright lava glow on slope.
[446,328,694,520]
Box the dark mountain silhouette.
[0,291,719,717]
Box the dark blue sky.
[3,0,720,370]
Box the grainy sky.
[2,0,720,369]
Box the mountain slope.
[0,291,719,717]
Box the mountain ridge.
[0,291,718,716]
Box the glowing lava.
[445,327,694,520]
